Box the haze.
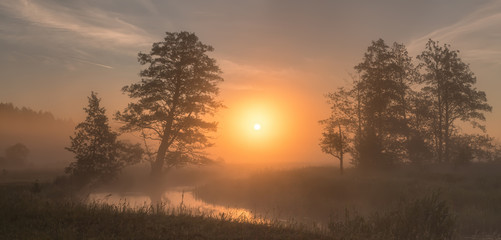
[1,0,501,166]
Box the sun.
[253,123,261,131]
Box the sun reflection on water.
[88,189,266,224]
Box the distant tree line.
[0,103,75,170]
[0,103,57,121]
[321,39,499,173]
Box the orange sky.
[1,0,501,166]
[213,86,327,165]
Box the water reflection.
[88,188,263,223]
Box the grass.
[0,182,459,240]
[0,183,329,240]
[328,192,455,240]
[2,163,501,239]
[195,162,501,239]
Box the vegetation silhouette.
[115,32,224,198]
[0,102,74,169]
[2,33,501,240]
[319,88,351,174]
[417,39,492,163]
[65,92,142,188]
[0,143,29,168]
[321,39,496,171]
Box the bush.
[329,192,456,240]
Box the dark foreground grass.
[0,183,459,240]
[195,163,501,239]
[2,163,497,240]
[0,184,328,240]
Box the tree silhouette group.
[66,32,223,185]
[320,39,497,172]
[66,32,499,184]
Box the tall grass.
[195,163,501,238]
[328,192,455,240]
[0,183,328,240]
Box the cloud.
[71,57,113,69]
[218,58,299,91]
[407,0,501,65]
[0,0,155,50]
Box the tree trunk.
[151,138,168,178]
[339,155,344,175]
[338,123,344,175]
[151,127,173,178]
[437,82,443,163]
[151,82,180,178]
[444,99,450,163]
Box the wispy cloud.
[218,58,298,91]
[71,57,113,69]
[0,0,155,49]
[407,0,501,65]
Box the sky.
[1,0,501,166]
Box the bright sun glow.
[217,92,308,164]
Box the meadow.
[195,163,501,239]
[0,183,327,240]
[1,163,501,239]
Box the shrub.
[329,192,456,240]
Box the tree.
[406,91,435,164]
[320,88,352,174]
[115,32,224,178]
[3,143,29,168]
[449,134,501,165]
[352,39,417,168]
[66,92,142,185]
[417,39,492,163]
[323,39,495,169]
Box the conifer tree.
[66,92,141,184]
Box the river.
[88,187,265,223]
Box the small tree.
[320,120,349,174]
[320,88,352,174]
[3,143,29,168]
[66,92,142,185]
[116,32,224,178]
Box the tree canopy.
[417,39,492,163]
[116,31,224,177]
[0,143,29,168]
[321,39,494,170]
[66,92,142,185]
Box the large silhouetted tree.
[417,39,492,163]
[352,39,417,168]
[116,32,223,178]
[66,92,142,185]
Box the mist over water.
[89,189,261,223]
[1,1,501,237]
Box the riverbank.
[0,183,327,240]
[195,163,501,238]
[2,163,500,239]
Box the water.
[88,188,262,223]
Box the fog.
[0,103,74,170]
[2,100,501,238]
[2,1,501,238]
